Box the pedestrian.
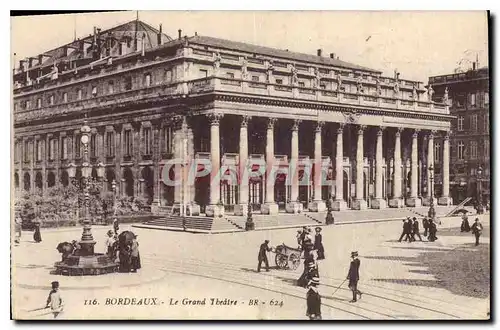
[113,218,119,236]
[33,221,42,243]
[298,258,319,288]
[118,243,131,273]
[471,218,483,246]
[14,215,22,244]
[105,230,115,259]
[422,217,429,237]
[398,218,412,242]
[314,227,325,260]
[461,214,471,232]
[296,230,303,250]
[257,240,272,272]
[427,219,438,242]
[130,234,141,272]
[411,217,423,242]
[46,281,64,319]
[306,277,322,320]
[347,251,362,303]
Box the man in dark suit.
[471,218,483,246]
[257,240,272,272]
[411,217,423,242]
[347,251,362,303]
[422,217,429,236]
[398,218,412,242]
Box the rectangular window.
[144,73,152,87]
[125,77,132,90]
[164,127,173,154]
[26,100,31,109]
[434,143,441,163]
[61,137,68,159]
[472,114,478,132]
[165,70,172,82]
[470,93,476,106]
[320,83,326,89]
[251,75,259,82]
[457,140,465,160]
[49,95,54,105]
[298,81,305,87]
[485,92,489,105]
[199,69,208,78]
[77,89,82,100]
[484,140,489,159]
[470,141,477,159]
[226,72,234,79]
[275,79,283,85]
[37,98,42,108]
[63,92,68,103]
[457,116,464,131]
[14,103,18,112]
[484,116,489,131]
[90,134,96,158]
[49,139,56,161]
[24,141,29,162]
[91,86,98,97]
[106,132,115,157]
[75,135,81,158]
[143,127,152,155]
[35,140,41,161]
[108,81,114,94]
[124,130,132,156]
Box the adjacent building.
[429,64,490,204]
[13,19,453,218]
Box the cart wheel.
[275,253,288,269]
[288,253,301,270]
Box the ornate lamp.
[477,166,483,214]
[67,162,76,179]
[428,164,436,220]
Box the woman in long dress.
[33,222,42,243]
[314,227,325,260]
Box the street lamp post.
[111,179,117,218]
[428,164,436,220]
[79,121,96,256]
[477,166,483,214]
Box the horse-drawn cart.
[273,244,302,270]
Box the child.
[46,281,64,318]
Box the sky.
[10,11,488,83]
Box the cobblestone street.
[12,215,490,320]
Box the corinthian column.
[261,118,279,215]
[287,119,303,213]
[371,127,387,209]
[205,113,224,217]
[389,128,404,208]
[309,121,326,212]
[332,124,348,211]
[235,116,251,216]
[438,132,452,205]
[352,125,367,210]
[425,130,435,206]
[407,129,422,207]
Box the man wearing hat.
[46,281,64,318]
[306,276,322,320]
[411,217,423,242]
[257,240,272,272]
[314,227,325,260]
[471,217,484,246]
[347,251,362,303]
[398,218,412,243]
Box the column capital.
[337,123,345,134]
[267,117,277,129]
[240,115,251,127]
[207,113,224,126]
[395,127,403,137]
[444,133,450,140]
[428,129,437,138]
[412,128,421,138]
[357,125,367,135]
[292,119,302,131]
[376,126,385,136]
[315,121,325,132]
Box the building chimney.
[157,24,163,45]
[195,32,198,36]
[28,57,34,68]
[19,60,25,71]
[317,49,322,57]
[330,53,336,59]
[38,54,43,66]
[178,29,182,40]
[473,62,476,70]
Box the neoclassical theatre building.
[13,20,453,217]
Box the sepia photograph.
[10,10,490,320]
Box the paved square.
[12,214,490,320]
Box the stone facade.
[13,20,454,217]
